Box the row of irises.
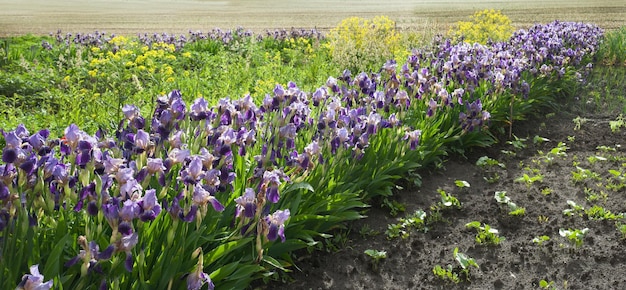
[44,27,325,52]
[3,21,602,289]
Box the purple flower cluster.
[260,28,325,42]
[46,27,324,52]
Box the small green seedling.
[539,279,556,289]
[515,173,544,188]
[616,223,626,239]
[466,221,505,245]
[476,156,505,183]
[385,209,427,239]
[359,224,379,237]
[572,116,588,130]
[494,191,526,216]
[584,187,607,202]
[596,145,617,152]
[437,189,461,209]
[587,155,607,164]
[507,135,527,149]
[382,197,406,217]
[454,180,470,188]
[453,247,479,278]
[532,235,550,246]
[538,142,568,164]
[571,166,601,184]
[432,247,479,283]
[476,156,505,168]
[364,249,387,270]
[533,135,550,144]
[606,169,626,191]
[501,150,517,157]
[433,264,460,284]
[609,114,625,132]
[585,205,621,221]
[562,200,585,217]
[559,228,589,248]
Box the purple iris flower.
[146,158,166,174]
[203,169,221,187]
[187,265,214,290]
[1,147,17,164]
[404,130,422,150]
[198,148,216,169]
[180,156,206,184]
[115,167,135,184]
[120,178,143,199]
[139,188,161,221]
[122,104,141,121]
[65,236,114,274]
[273,84,286,100]
[2,130,22,163]
[192,184,224,212]
[190,97,209,121]
[120,199,141,221]
[0,183,9,200]
[116,231,138,272]
[264,209,290,242]
[102,198,120,228]
[134,129,151,152]
[16,264,53,290]
[64,124,83,150]
[168,130,183,149]
[103,157,125,175]
[311,87,326,106]
[168,148,190,164]
[4,130,22,148]
[235,188,257,218]
[170,93,187,120]
[28,131,47,153]
[427,98,437,117]
[262,169,288,203]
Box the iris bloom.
[16,264,53,290]
[264,209,290,242]
[262,169,289,203]
[234,188,257,218]
[192,184,224,212]
[403,130,422,150]
[139,188,161,221]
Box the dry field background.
[0,0,624,37]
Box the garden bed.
[266,102,626,289]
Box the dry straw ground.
[0,0,624,37]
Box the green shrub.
[326,16,404,73]
[596,26,626,66]
[448,9,514,44]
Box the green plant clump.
[466,221,505,245]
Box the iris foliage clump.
[0,16,607,289]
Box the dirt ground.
[260,98,626,289]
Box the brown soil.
[260,100,626,289]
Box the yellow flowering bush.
[448,9,514,44]
[326,15,404,73]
